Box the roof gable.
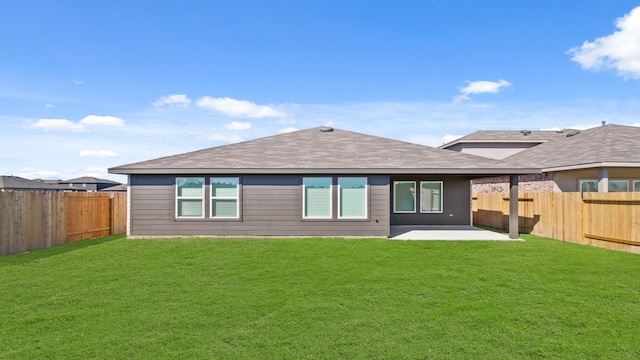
[109,127,537,176]
[440,129,570,149]
[505,124,640,170]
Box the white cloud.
[73,79,84,85]
[80,115,125,127]
[79,150,119,157]
[203,133,243,143]
[279,127,298,133]
[224,121,252,130]
[25,115,124,132]
[453,79,512,103]
[196,96,287,118]
[568,6,640,79]
[152,94,192,108]
[442,134,464,144]
[25,118,85,132]
[45,104,55,109]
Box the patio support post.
[509,175,519,239]
[598,168,609,192]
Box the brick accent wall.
[472,173,560,194]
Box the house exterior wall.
[389,176,472,226]
[129,174,390,237]
[473,173,558,194]
[447,143,537,160]
[555,168,640,192]
[473,168,640,193]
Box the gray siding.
[390,176,471,226]
[129,174,390,237]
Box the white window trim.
[608,179,630,192]
[210,177,240,219]
[579,179,598,195]
[338,177,368,219]
[420,181,443,214]
[176,177,205,219]
[302,177,333,219]
[393,181,416,213]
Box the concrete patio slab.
[389,225,522,241]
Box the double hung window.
[302,177,368,219]
[394,180,443,214]
[338,177,367,219]
[211,177,239,218]
[420,181,443,213]
[394,181,416,213]
[608,180,629,192]
[303,177,332,219]
[580,180,598,196]
[176,177,205,218]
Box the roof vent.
[319,126,334,132]
[520,130,531,136]
[566,130,580,137]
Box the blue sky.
[2,1,640,183]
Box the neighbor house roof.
[0,176,60,191]
[440,129,570,149]
[60,177,120,184]
[109,127,538,176]
[505,124,640,171]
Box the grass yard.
[1,234,639,359]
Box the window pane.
[394,181,415,213]
[339,177,366,218]
[177,177,204,197]
[212,177,238,197]
[421,182,442,212]
[212,199,238,217]
[177,199,203,217]
[634,181,640,192]
[580,181,597,194]
[609,181,629,192]
[304,178,331,218]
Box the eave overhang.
[109,167,540,177]
[541,162,640,172]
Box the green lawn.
[1,234,639,359]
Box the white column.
[598,168,609,193]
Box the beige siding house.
[442,124,640,194]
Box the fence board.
[473,192,640,254]
[1,191,126,256]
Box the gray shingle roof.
[505,124,640,170]
[440,129,570,149]
[109,127,537,176]
[60,176,120,184]
[0,176,60,191]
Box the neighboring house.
[441,129,571,160]
[109,127,536,238]
[58,177,122,192]
[0,176,61,191]
[442,124,640,194]
[99,184,128,192]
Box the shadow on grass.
[0,234,124,266]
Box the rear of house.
[110,127,535,238]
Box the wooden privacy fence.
[473,192,640,253]
[0,191,127,256]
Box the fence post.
[509,175,519,239]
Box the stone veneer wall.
[472,173,560,194]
